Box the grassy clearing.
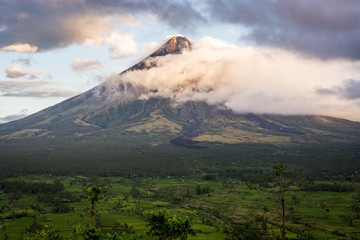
[125,110,182,134]
[194,127,292,144]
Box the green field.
[1,174,359,239]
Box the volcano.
[0,36,360,176]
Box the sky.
[1,0,360,123]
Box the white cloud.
[5,64,46,79]
[0,79,52,87]
[5,65,27,78]
[166,34,185,39]
[28,69,46,79]
[194,36,237,50]
[118,36,360,121]
[83,32,138,58]
[1,42,38,52]
[0,77,75,98]
[2,88,79,98]
[71,59,104,71]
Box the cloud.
[13,57,32,66]
[208,0,360,60]
[317,79,360,100]
[0,109,28,124]
[0,79,53,94]
[5,64,45,79]
[0,78,77,98]
[28,69,46,79]
[5,64,26,78]
[83,33,138,58]
[118,14,141,27]
[71,59,104,71]
[1,42,38,52]
[0,0,204,51]
[1,0,359,61]
[2,88,79,98]
[117,36,360,120]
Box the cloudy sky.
[1,0,360,123]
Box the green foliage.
[87,185,107,229]
[72,224,122,240]
[273,164,289,240]
[303,183,354,192]
[73,186,123,240]
[143,209,196,240]
[0,179,64,194]
[1,175,360,239]
[26,220,45,234]
[195,185,212,195]
[111,222,135,234]
[227,213,277,240]
[25,224,63,240]
[351,192,360,219]
[87,186,107,204]
[273,164,290,178]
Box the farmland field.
[1,174,359,239]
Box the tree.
[143,209,196,240]
[87,186,106,229]
[73,185,122,240]
[72,224,122,240]
[228,212,277,240]
[25,224,63,240]
[273,164,290,240]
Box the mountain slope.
[0,37,360,176]
[1,36,360,144]
[0,36,191,135]
[0,36,360,177]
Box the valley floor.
[1,175,359,239]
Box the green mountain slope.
[1,95,359,144]
[0,36,359,176]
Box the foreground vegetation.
[1,168,359,239]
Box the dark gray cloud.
[0,109,27,123]
[0,0,205,51]
[2,0,360,60]
[317,79,360,99]
[209,0,360,60]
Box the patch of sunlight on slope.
[194,127,291,144]
[125,110,182,134]
[313,116,332,123]
[33,116,56,126]
[74,118,100,127]
[1,129,49,139]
